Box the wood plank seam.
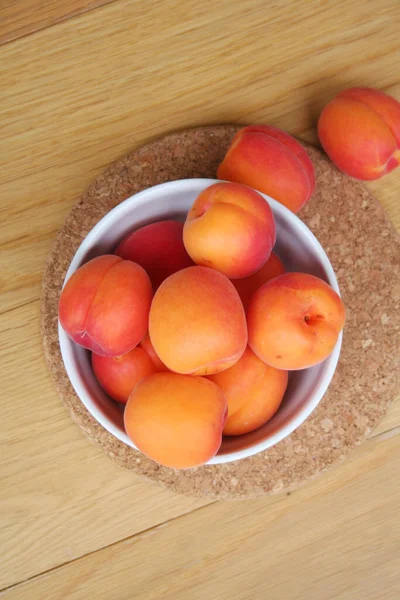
[0,501,217,594]
[1,1,399,595]
[0,0,118,47]
[0,297,38,318]
[1,426,399,595]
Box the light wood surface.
[5,429,400,600]
[0,0,116,45]
[0,0,399,598]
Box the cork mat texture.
[41,126,400,499]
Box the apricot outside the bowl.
[218,125,316,213]
[318,87,400,180]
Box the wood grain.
[0,301,212,590]
[1,0,399,316]
[0,0,117,45]
[0,0,400,594]
[1,297,398,589]
[4,429,399,599]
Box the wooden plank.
[0,301,212,590]
[3,428,399,599]
[1,0,399,186]
[0,295,398,589]
[0,0,117,45]
[0,170,92,314]
[1,0,400,592]
[370,395,400,436]
[0,285,396,589]
[0,0,399,316]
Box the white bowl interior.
[59,178,342,465]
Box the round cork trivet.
[41,126,400,499]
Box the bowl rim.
[58,178,342,465]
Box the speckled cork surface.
[41,125,400,499]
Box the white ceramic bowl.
[59,178,342,465]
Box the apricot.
[115,220,193,289]
[92,347,157,404]
[124,372,227,468]
[217,125,316,213]
[149,266,247,375]
[59,255,152,356]
[232,251,285,311]
[318,87,400,180]
[139,332,168,372]
[248,272,345,370]
[208,347,288,436]
[183,182,276,278]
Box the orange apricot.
[248,272,345,370]
[115,220,193,289]
[183,182,276,278]
[218,125,315,213]
[124,372,227,468]
[208,347,288,436]
[139,332,168,372]
[92,347,157,404]
[149,266,247,375]
[59,255,152,356]
[318,87,400,180]
[232,251,285,311]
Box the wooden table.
[1,1,399,598]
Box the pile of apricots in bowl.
[59,87,400,469]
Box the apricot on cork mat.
[41,126,399,499]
